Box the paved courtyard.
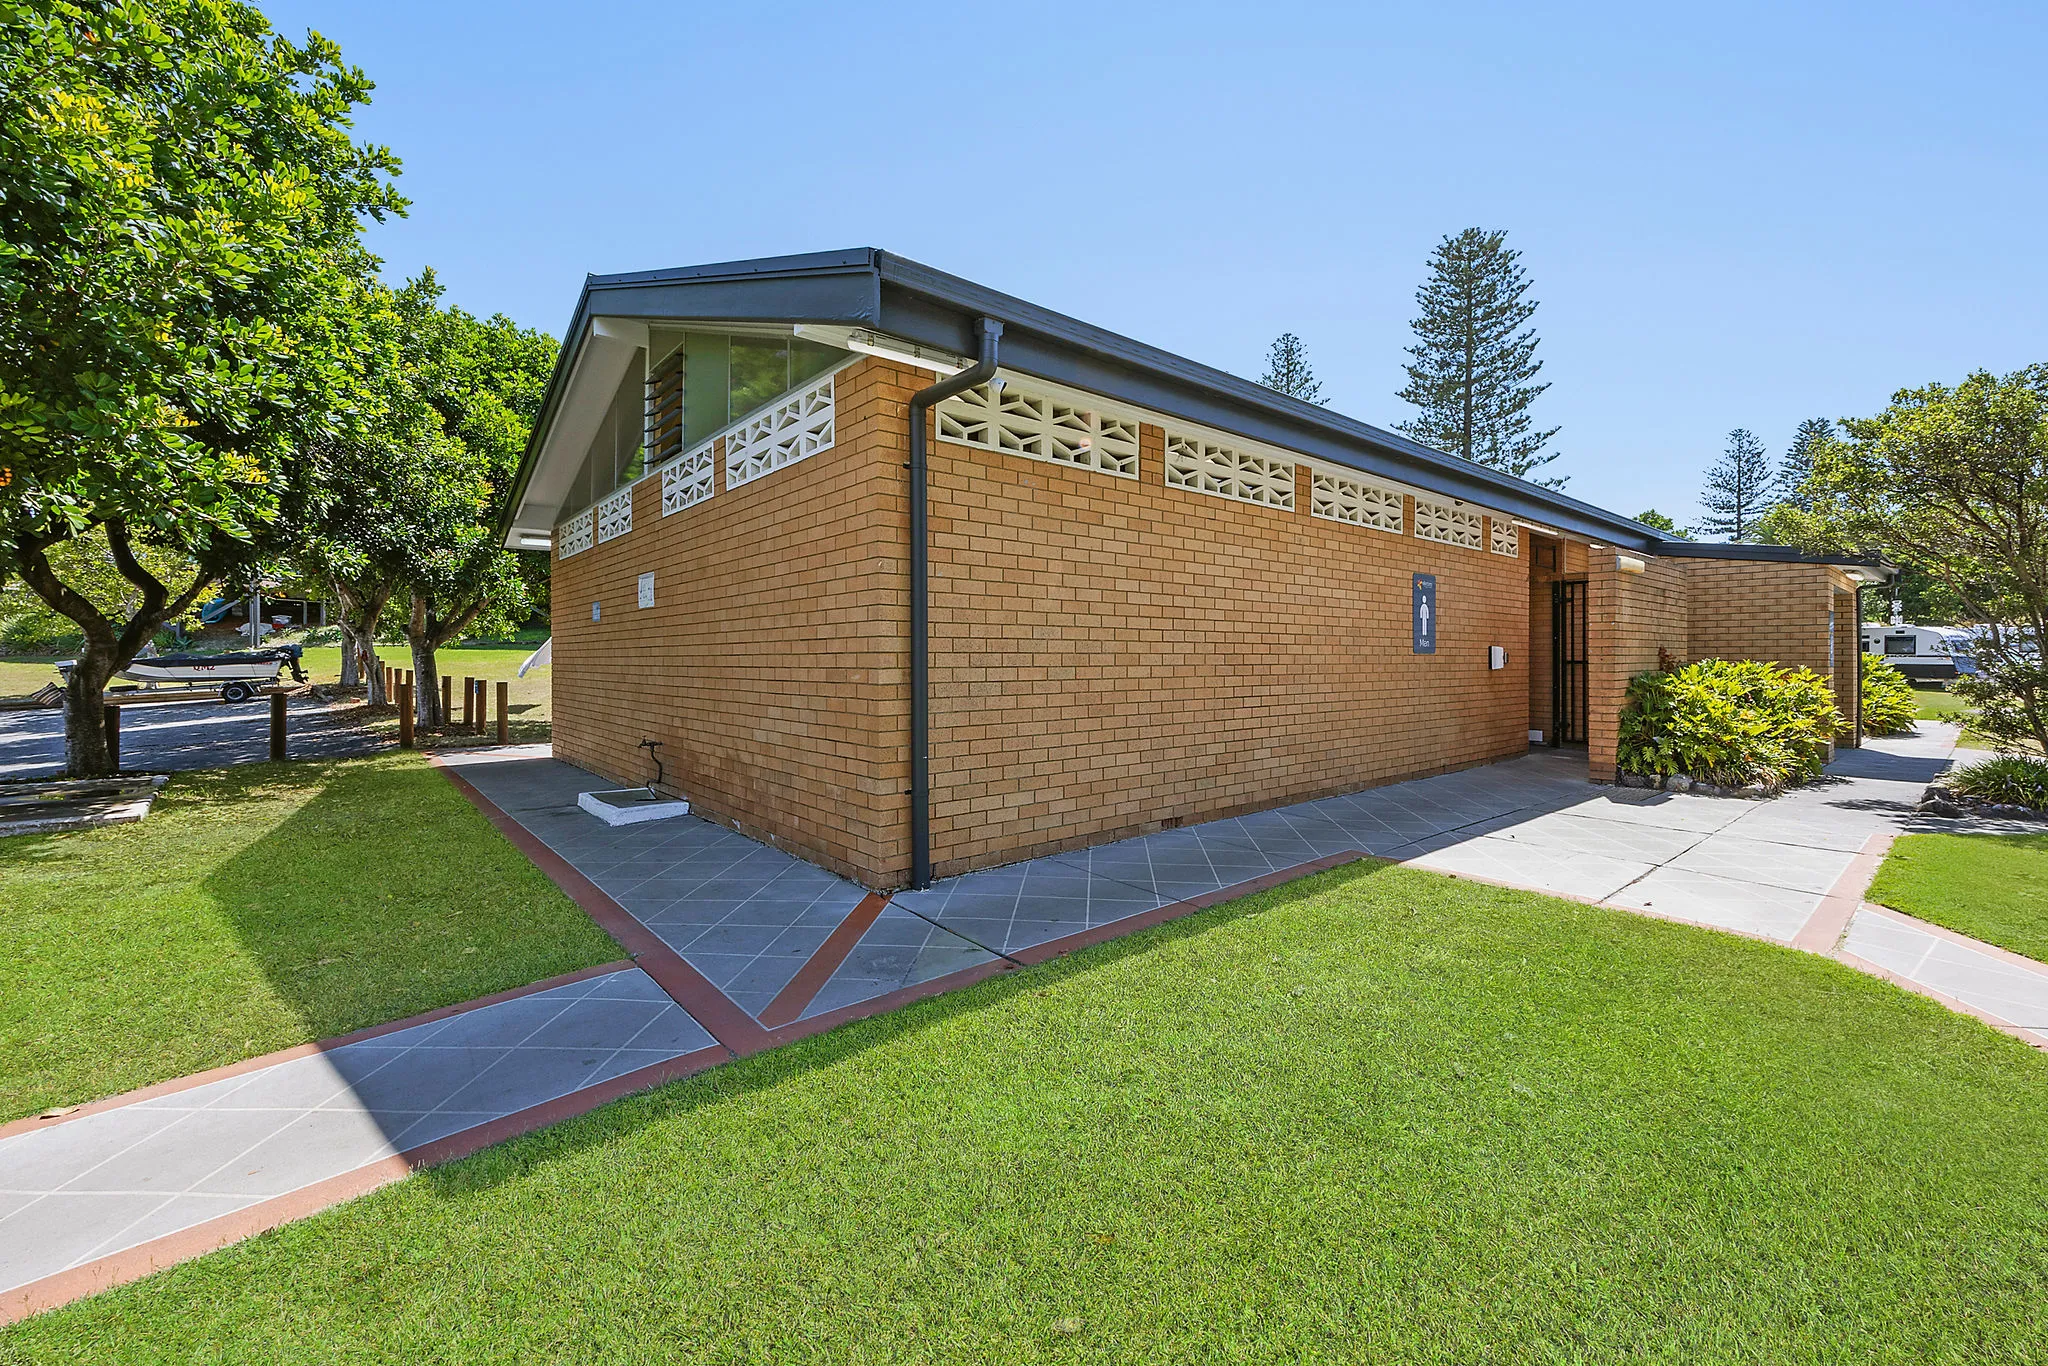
[5,722,2044,1321]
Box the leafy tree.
[388,277,555,728]
[293,277,439,703]
[1634,509,1688,538]
[1698,429,1775,540]
[1787,366,2048,754]
[1257,333,1326,404]
[1396,228,1563,487]
[0,0,402,774]
[1778,417,1833,510]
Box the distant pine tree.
[1396,227,1563,488]
[1777,416,1833,510]
[1258,332,1326,403]
[1698,429,1774,540]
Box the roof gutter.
[906,317,1002,890]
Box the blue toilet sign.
[1413,573,1437,654]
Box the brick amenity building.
[501,250,1892,891]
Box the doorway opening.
[1551,580,1588,746]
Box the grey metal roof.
[503,247,1890,576]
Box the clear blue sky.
[266,0,2046,528]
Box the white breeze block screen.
[660,439,715,516]
[594,486,634,544]
[1489,516,1519,557]
[1412,495,1483,549]
[724,372,835,489]
[936,376,1141,477]
[556,508,594,559]
[1309,466,1405,533]
[1163,432,1295,509]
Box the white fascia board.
[797,324,970,375]
[504,320,643,543]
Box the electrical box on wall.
[1489,645,1507,670]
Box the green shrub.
[1948,755,2048,810]
[1860,654,1919,736]
[1617,658,1841,789]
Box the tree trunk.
[337,620,361,689]
[61,646,119,776]
[407,594,442,729]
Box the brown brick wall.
[1682,559,1835,674]
[1586,550,1692,780]
[923,412,1532,878]
[546,350,1860,885]
[548,358,911,885]
[1833,583,1861,745]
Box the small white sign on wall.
[591,601,601,622]
[637,572,655,609]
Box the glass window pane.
[791,337,840,387]
[682,332,728,449]
[728,335,791,420]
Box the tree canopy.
[1257,333,1326,404]
[1782,366,2048,752]
[1396,228,1563,488]
[1697,429,1773,541]
[0,0,402,771]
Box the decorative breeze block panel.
[1489,517,1519,557]
[595,487,633,544]
[1412,496,1483,549]
[1310,468,1404,532]
[555,509,593,559]
[725,373,835,489]
[935,380,1140,477]
[1164,432,1295,509]
[660,440,715,516]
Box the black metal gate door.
[1551,580,1587,745]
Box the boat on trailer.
[59,645,308,703]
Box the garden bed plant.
[1859,653,1919,736]
[1616,658,1841,796]
[1919,754,2048,821]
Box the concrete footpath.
[3,724,2042,1322]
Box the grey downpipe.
[907,317,1002,890]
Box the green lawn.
[8,863,2045,1362]
[1868,831,2048,964]
[301,644,554,741]
[1913,684,1970,721]
[0,655,62,698]
[0,753,619,1124]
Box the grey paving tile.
[1405,835,1653,902]
[55,1106,305,1196]
[1666,834,1858,895]
[1558,791,1755,835]
[195,1107,400,1199]
[0,1192,175,1289]
[0,1105,186,1194]
[1464,810,1706,864]
[1603,866,1819,943]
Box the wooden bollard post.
[103,702,121,773]
[496,680,509,744]
[269,690,287,761]
[461,676,473,731]
[383,663,393,702]
[398,671,414,748]
[473,678,487,734]
[441,674,452,726]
